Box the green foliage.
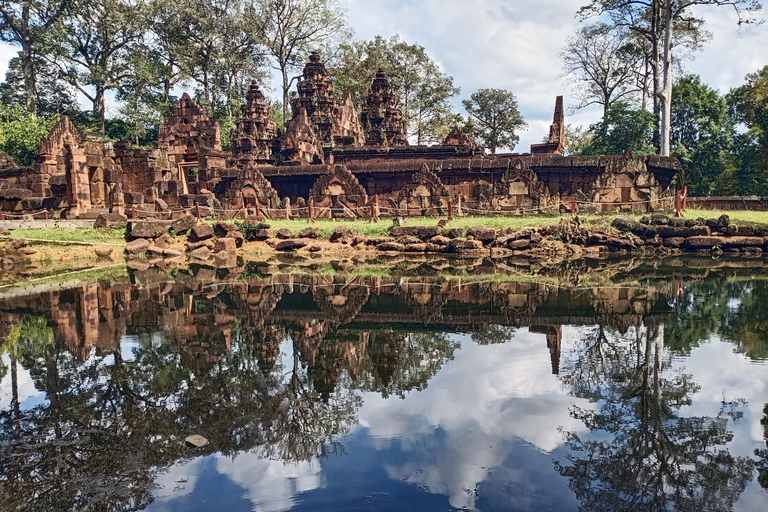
[331,34,460,144]
[727,65,768,196]
[582,101,656,155]
[0,105,58,166]
[462,88,527,153]
[671,75,735,196]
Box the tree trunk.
[660,0,674,156]
[282,64,290,126]
[95,85,106,133]
[20,40,37,116]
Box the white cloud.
[357,328,592,510]
[216,452,323,512]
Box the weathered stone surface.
[397,235,422,245]
[154,198,168,212]
[664,237,686,248]
[0,227,9,236]
[171,214,197,235]
[424,243,445,253]
[189,223,214,242]
[94,213,128,229]
[226,231,245,248]
[252,229,274,241]
[448,238,484,251]
[190,247,212,260]
[329,226,348,243]
[365,236,389,246]
[275,238,309,251]
[392,226,419,237]
[685,236,726,249]
[277,228,292,239]
[508,239,532,250]
[650,214,670,226]
[443,228,464,239]
[404,243,427,252]
[214,237,237,254]
[94,245,114,259]
[125,238,149,254]
[378,242,404,252]
[11,238,28,249]
[300,227,320,239]
[187,239,214,251]
[127,220,171,238]
[722,236,764,248]
[308,244,322,252]
[127,260,150,271]
[467,226,496,243]
[612,216,642,231]
[213,221,239,238]
[427,235,451,246]
[162,248,183,258]
[352,235,367,246]
[718,214,730,228]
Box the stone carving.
[396,163,449,216]
[158,93,222,165]
[224,163,282,218]
[442,127,477,148]
[309,165,368,218]
[530,95,565,155]
[360,69,408,147]
[0,153,17,170]
[34,115,91,215]
[278,107,324,165]
[334,92,366,147]
[495,167,550,210]
[232,80,277,165]
[291,51,338,147]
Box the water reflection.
[0,259,767,511]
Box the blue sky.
[0,0,765,151]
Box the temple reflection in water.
[1,262,767,512]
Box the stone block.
[467,225,496,243]
[127,220,172,238]
[125,238,150,254]
[213,221,239,237]
[123,192,144,205]
[664,237,686,248]
[684,236,726,249]
[213,237,237,254]
[171,214,197,235]
[404,243,427,252]
[189,223,214,242]
[722,236,764,248]
[94,213,128,229]
[277,228,292,239]
[226,231,245,248]
[377,242,404,252]
[154,198,168,212]
[508,239,532,250]
[300,227,320,239]
[276,239,309,251]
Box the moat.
[1,257,767,511]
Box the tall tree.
[0,0,70,115]
[582,101,656,155]
[670,75,734,195]
[727,66,768,195]
[252,0,349,124]
[579,0,762,156]
[560,23,642,116]
[462,88,526,154]
[51,0,147,132]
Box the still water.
[1,257,767,511]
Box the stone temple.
[0,53,680,220]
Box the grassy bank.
[5,227,126,245]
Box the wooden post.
[195,202,201,220]
[0,209,5,221]
[370,196,378,223]
[254,201,261,219]
[682,186,688,210]
[131,204,136,219]
[571,197,577,215]
[448,196,454,221]
[675,190,683,218]
[43,208,48,220]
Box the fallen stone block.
[404,243,427,252]
[94,213,128,229]
[125,238,150,254]
[378,242,405,252]
[275,239,309,251]
[722,236,764,248]
[214,237,237,254]
[467,225,496,244]
[189,223,214,242]
[685,236,726,249]
[127,220,172,239]
[171,214,197,235]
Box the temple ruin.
[0,53,681,220]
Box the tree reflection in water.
[556,322,755,512]
[0,269,766,511]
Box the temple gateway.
[0,52,680,219]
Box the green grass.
[3,227,127,245]
[683,209,768,226]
